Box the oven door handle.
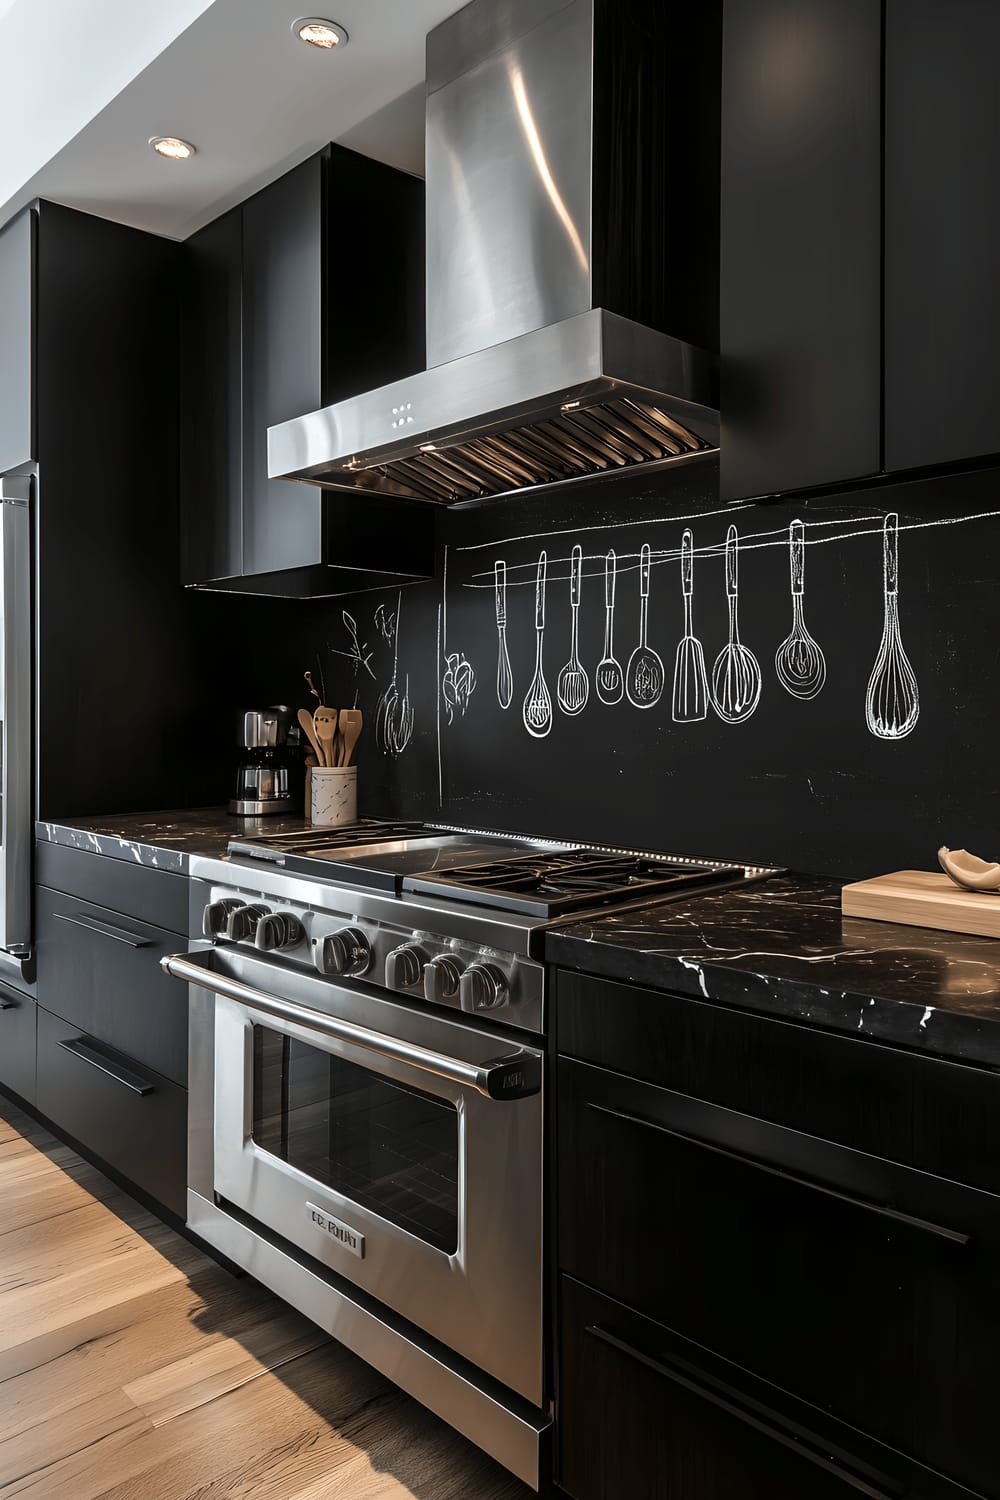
[161,952,541,1101]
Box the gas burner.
[402,849,739,919]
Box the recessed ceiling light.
[293,17,348,49]
[149,135,196,160]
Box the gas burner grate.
[404,849,735,918]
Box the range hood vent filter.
[365,398,709,505]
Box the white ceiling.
[0,0,458,240]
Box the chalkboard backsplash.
[284,455,1000,880]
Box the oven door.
[167,946,544,1406]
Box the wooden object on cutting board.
[842,870,1000,939]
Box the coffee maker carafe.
[228,707,295,816]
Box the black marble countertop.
[36,808,312,874]
[546,874,1000,1070]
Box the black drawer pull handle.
[54,912,152,948]
[57,1037,156,1096]
[588,1102,970,1248]
[586,1324,903,1500]
[0,999,16,1010]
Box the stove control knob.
[203,898,243,939]
[224,904,270,943]
[316,927,371,978]
[254,912,304,953]
[423,955,463,1004]
[460,963,509,1013]
[385,943,427,992]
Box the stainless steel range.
[161,822,773,1488]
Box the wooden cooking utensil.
[313,706,339,767]
[339,708,363,766]
[304,670,322,705]
[297,708,324,764]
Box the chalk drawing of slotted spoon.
[865,512,919,740]
[495,560,513,709]
[626,543,664,709]
[595,550,624,705]
[556,544,589,716]
[775,518,826,699]
[523,550,552,738]
[711,524,761,723]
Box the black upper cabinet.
[241,154,325,580]
[181,144,433,597]
[0,209,35,474]
[884,0,1000,472]
[720,0,882,502]
[180,206,242,583]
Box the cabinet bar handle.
[586,1324,902,1500]
[54,912,152,948]
[57,1037,156,1096]
[0,999,16,1010]
[588,1102,969,1247]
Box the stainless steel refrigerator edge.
[0,475,32,976]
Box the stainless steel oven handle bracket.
[162,952,541,1101]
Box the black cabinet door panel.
[555,970,1000,1198]
[884,0,1000,471]
[36,1006,186,1219]
[180,206,243,584]
[35,841,189,934]
[241,152,324,578]
[0,986,35,1103]
[558,1056,1000,1496]
[558,1278,956,1500]
[36,887,188,1087]
[720,0,881,500]
[0,208,35,473]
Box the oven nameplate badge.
[307,1202,366,1258]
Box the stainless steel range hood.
[269,0,721,505]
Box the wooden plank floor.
[0,1100,535,1499]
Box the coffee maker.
[228,707,296,816]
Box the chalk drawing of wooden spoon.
[523,550,552,738]
[494,560,513,710]
[775,519,827,700]
[865,512,919,739]
[595,550,624,705]
[711,524,761,723]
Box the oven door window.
[250,1027,459,1254]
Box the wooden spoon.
[313,706,339,767]
[297,708,324,765]
[339,708,363,766]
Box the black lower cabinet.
[32,847,191,1221]
[557,1055,998,1498]
[35,1006,187,1219]
[0,983,35,1103]
[559,1279,936,1500]
[554,967,1000,1500]
[36,886,189,1087]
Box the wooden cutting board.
[841,869,1000,938]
